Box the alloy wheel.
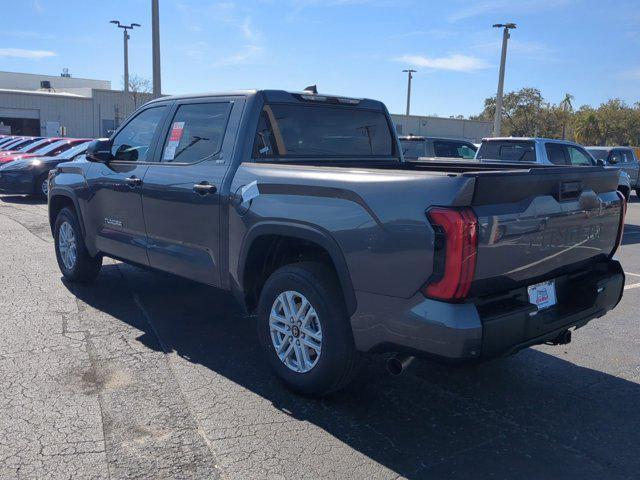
[269,290,322,373]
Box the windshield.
[254,104,395,159]
[400,139,426,159]
[58,141,91,159]
[477,140,536,162]
[586,149,609,161]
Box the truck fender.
[238,221,357,316]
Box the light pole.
[402,69,416,117]
[151,0,162,97]
[492,22,516,137]
[110,20,141,93]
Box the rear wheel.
[54,207,102,282]
[34,173,49,201]
[257,262,358,396]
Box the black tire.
[53,207,102,283]
[257,262,359,396]
[33,173,49,201]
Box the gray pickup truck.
[47,90,625,395]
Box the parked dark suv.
[586,146,640,197]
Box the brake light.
[610,191,626,257]
[424,207,478,301]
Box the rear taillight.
[610,191,626,257]
[424,207,478,301]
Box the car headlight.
[2,159,42,171]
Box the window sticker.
[163,121,185,160]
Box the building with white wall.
[391,114,492,143]
[0,71,151,138]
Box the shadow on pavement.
[65,263,639,479]
[622,224,640,245]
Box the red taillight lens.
[424,207,478,301]
[610,191,626,257]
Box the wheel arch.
[238,221,357,316]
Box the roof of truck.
[145,89,378,107]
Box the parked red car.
[0,138,90,166]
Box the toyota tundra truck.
[47,90,626,395]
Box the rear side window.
[545,143,567,165]
[400,140,426,158]
[254,104,394,159]
[567,146,593,166]
[621,149,634,163]
[161,102,232,163]
[477,141,535,162]
[433,140,476,159]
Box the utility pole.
[402,69,416,117]
[152,0,162,97]
[110,20,141,92]
[492,23,516,137]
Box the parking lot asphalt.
[0,194,638,480]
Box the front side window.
[621,149,633,163]
[567,146,594,166]
[609,150,622,165]
[161,102,232,163]
[254,104,394,159]
[545,143,567,165]
[111,106,166,162]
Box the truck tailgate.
[468,167,623,297]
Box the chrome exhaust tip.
[386,354,415,376]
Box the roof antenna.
[304,84,318,94]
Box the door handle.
[193,182,217,195]
[124,176,143,188]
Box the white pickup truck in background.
[475,137,632,200]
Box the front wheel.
[257,262,358,396]
[34,173,49,201]
[54,207,102,283]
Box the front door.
[84,105,167,265]
[141,97,244,286]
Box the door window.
[545,143,567,165]
[609,150,622,165]
[110,106,166,162]
[433,141,476,159]
[621,149,632,163]
[161,102,232,163]
[567,146,594,166]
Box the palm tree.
[560,93,574,139]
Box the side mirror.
[86,138,113,163]
[596,159,605,166]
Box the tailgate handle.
[557,181,582,201]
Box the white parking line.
[625,283,640,290]
[626,272,640,277]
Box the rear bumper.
[350,259,624,361]
[0,171,36,194]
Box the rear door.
[620,148,639,186]
[84,104,168,265]
[141,96,244,287]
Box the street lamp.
[151,0,162,97]
[110,20,141,93]
[492,22,516,136]
[402,69,416,117]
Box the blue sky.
[1,0,639,117]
